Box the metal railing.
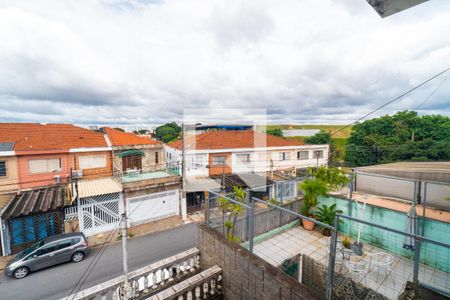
[62,248,200,300]
[204,181,450,300]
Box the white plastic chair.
[369,252,395,283]
[345,260,368,285]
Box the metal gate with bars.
[78,192,122,236]
[10,212,63,254]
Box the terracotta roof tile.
[168,130,303,150]
[102,127,160,146]
[0,123,108,152]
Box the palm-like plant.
[313,203,343,236]
[299,178,328,216]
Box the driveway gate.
[78,192,122,236]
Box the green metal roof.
[118,149,145,157]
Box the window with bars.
[0,161,6,177]
[79,155,107,170]
[313,150,324,159]
[28,158,61,174]
[236,153,251,164]
[279,152,290,161]
[297,151,309,160]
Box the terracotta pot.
[302,218,315,231]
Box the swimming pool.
[318,196,450,273]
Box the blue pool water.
[318,196,450,273]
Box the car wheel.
[14,267,29,279]
[72,251,85,263]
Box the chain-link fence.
[204,181,450,300]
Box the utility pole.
[180,123,188,219]
[120,211,130,299]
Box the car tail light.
[82,240,88,247]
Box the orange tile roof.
[0,123,108,152]
[168,130,303,150]
[102,127,160,146]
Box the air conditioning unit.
[71,170,83,178]
[54,175,61,183]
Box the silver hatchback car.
[4,232,89,279]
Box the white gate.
[128,190,179,226]
[78,192,122,236]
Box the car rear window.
[71,237,81,245]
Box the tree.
[267,128,283,137]
[304,130,331,144]
[154,122,181,143]
[345,111,450,166]
[304,130,345,165]
[113,127,125,132]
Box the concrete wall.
[355,172,450,210]
[0,156,19,194]
[197,224,319,300]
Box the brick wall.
[197,224,320,300]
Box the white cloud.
[0,0,449,125]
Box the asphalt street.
[0,223,197,300]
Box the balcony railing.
[116,163,180,184]
[147,265,223,300]
[63,247,200,300]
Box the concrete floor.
[253,226,450,300]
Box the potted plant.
[313,203,343,236]
[299,178,327,231]
[341,236,351,249]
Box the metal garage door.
[128,190,179,225]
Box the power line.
[414,72,450,111]
[331,67,450,137]
[66,193,169,299]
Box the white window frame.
[297,151,309,160]
[28,158,61,174]
[79,155,107,170]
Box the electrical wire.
[330,67,450,137]
[66,193,171,299]
[414,72,450,111]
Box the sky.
[0,0,449,128]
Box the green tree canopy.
[304,130,331,144]
[345,111,450,166]
[266,128,283,137]
[154,122,181,143]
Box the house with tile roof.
[0,123,112,191]
[0,123,114,256]
[91,128,182,231]
[166,130,329,177]
[165,130,328,213]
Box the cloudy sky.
[0,0,449,127]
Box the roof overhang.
[186,178,221,192]
[2,185,67,218]
[118,149,145,157]
[367,0,428,18]
[0,151,15,157]
[78,177,123,198]
[69,147,111,153]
